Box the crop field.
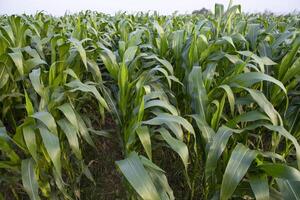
[0,2,300,200]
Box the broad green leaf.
[262,125,300,168]
[24,91,34,115]
[244,88,280,126]
[57,119,82,159]
[141,156,175,200]
[75,112,96,148]
[227,110,269,128]
[87,58,102,83]
[116,152,160,200]
[222,36,236,48]
[259,164,300,181]
[31,111,57,135]
[118,62,128,116]
[206,126,233,180]
[191,115,215,143]
[277,179,300,200]
[29,68,44,97]
[144,113,195,137]
[220,143,257,200]
[70,38,87,69]
[188,66,207,121]
[211,96,225,130]
[144,99,178,116]
[246,24,260,50]
[215,3,224,19]
[157,128,189,170]
[123,46,138,64]
[229,72,286,94]
[9,51,24,76]
[136,126,152,160]
[278,38,300,80]
[66,80,108,110]
[24,57,47,73]
[249,175,269,200]
[21,158,40,200]
[219,85,235,115]
[57,103,78,130]
[154,57,174,74]
[0,63,9,89]
[282,56,300,84]
[100,48,119,80]
[23,126,38,161]
[39,126,61,177]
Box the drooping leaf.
[157,128,189,170]
[57,119,82,159]
[31,111,58,135]
[136,126,152,160]
[249,175,269,200]
[38,126,61,177]
[220,143,257,200]
[116,152,160,200]
[21,158,40,200]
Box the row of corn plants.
[0,2,300,199]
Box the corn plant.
[1,2,300,200]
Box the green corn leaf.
[31,111,58,135]
[21,158,40,200]
[136,126,152,160]
[246,24,260,50]
[278,38,300,80]
[164,121,184,140]
[259,164,300,181]
[38,126,61,177]
[141,156,175,200]
[100,48,119,80]
[219,85,235,116]
[70,38,88,69]
[229,72,286,94]
[0,63,9,89]
[123,46,138,64]
[24,57,47,73]
[282,56,300,84]
[211,97,225,130]
[24,90,34,115]
[244,88,281,126]
[157,128,189,170]
[249,175,269,200]
[116,152,160,200]
[191,115,215,143]
[66,80,109,110]
[23,126,38,162]
[277,179,300,200]
[9,51,24,76]
[226,110,269,128]
[154,57,174,75]
[118,62,128,116]
[144,99,178,116]
[75,112,96,148]
[29,68,44,97]
[262,125,300,169]
[87,58,102,83]
[57,103,79,130]
[205,126,233,180]
[188,66,208,121]
[220,143,257,200]
[144,113,195,137]
[57,119,82,159]
[222,36,236,49]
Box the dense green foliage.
[0,2,300,199]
